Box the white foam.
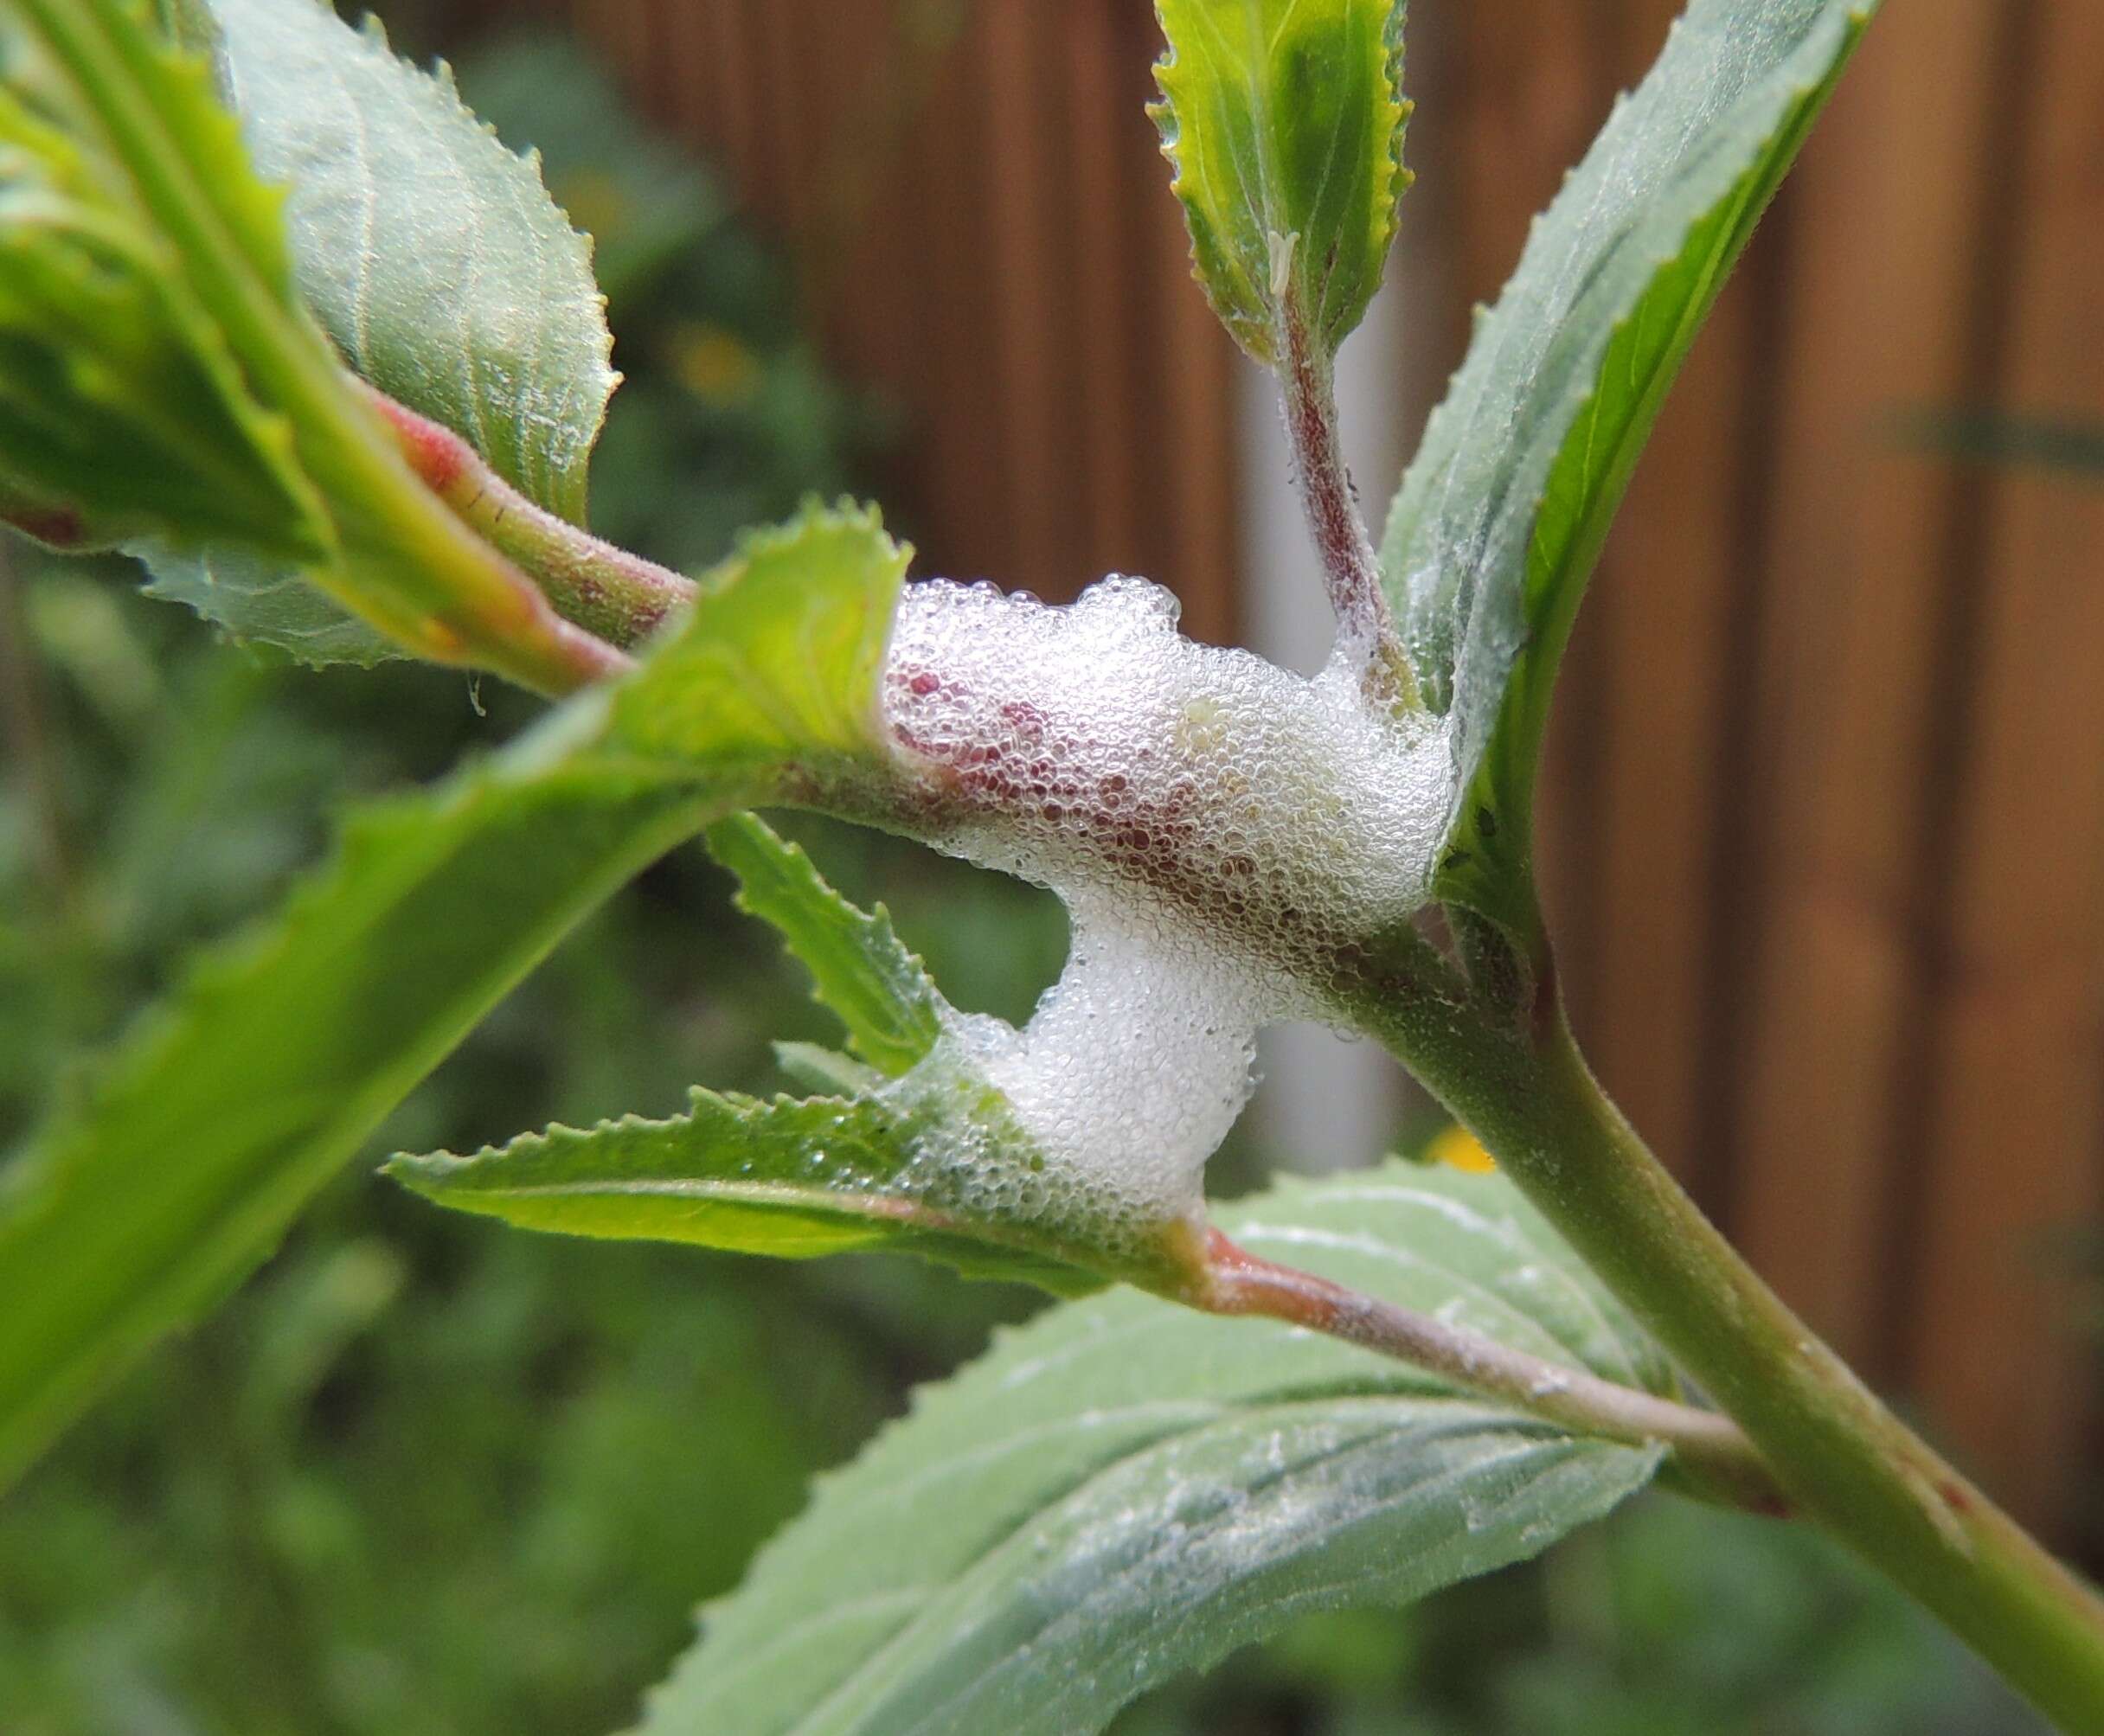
[875,575,1453,1235]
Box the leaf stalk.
[365,387,697,651]
[1196,1226,1789,1515]
[1276,295,1415,709]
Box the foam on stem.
[876,574,1453,1232]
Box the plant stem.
[1196,1227,1787,1515]
[364,388,697,650]
[1359,973,2104,1732]
[1280,318,1383,644]
[1275,300,1416,709]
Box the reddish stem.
[1197,1227,1788,1515]
[365,387,697,650]
[1280,318,1386,645]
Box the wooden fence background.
[452,0,2104,1541]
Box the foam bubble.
[875,575,1453,1232]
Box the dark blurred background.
[0,2,2098,1731]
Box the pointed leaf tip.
[1151,0,1410,367]
[705,811,945,1079]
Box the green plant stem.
[1359,963,2104,1732]
[364,387,697,650]
[1194,1227,1787,1515]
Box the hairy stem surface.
[367,388,697,650]
[1275,298,1416,710]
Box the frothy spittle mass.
[875,573,1453,1225]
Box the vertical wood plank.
[1108,4,1184,608]
[1151,206,1241,647]
[1442,3,1613,320]
[582,0,651,130]
[1728,0,2018,1372]
[1907,3,2104,1528]
[801,0,922,443]
[898,14,1010,583]
[1118,8,1239,644]
[629,0,673,143]
[1587,287,1763,1195]
[1062,2,1145,580]
[977,1,1069,599]
[754,0,817,256]
[712,2,769,218]
[654,0,714,144]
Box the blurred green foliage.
[0,540,1053,1736]
[1894,409,2104,482]
[0,23,2051,1736]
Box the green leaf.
[0,0,615,680]
[208,0,616,523]
[0,28,330,556]
[602,504,908,776]
[772,1041,883,1098]
[120,0,627,661]
[387,1086,1114,1298]
[705,813,943,1079]
[1151,0,1409,365]
[1380,0,1874,918]
[637,1162,1670,1736]
[0,505,907,1492]
[0,757,714,1493]
[138,541,391,665]
[389,797,1185,1296]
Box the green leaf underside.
[210,0,614,524]
[705,812,944,1079]
[0,4,330,557]
[0,506,906,1492]
[138,541,393,664]
[1379,0,1875,910]
[1151,0,1408,364]
[772,1041,885,1099]
[638,1163,1671,1736]
[387,1089,1110,1298]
